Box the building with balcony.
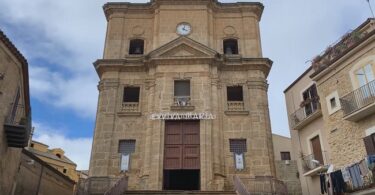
[284,67,330,195]
[87,0,281,194]
[0,29,32,195]
[285,18,375,194]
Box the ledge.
[303,165,327,177]
[117,112,142,117]
[170,106,195,111]
[224,110,249,115]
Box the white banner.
[120,154,130,171]
[150,112,216,120]
[235,153,244,170]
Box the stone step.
[124,190,237,195]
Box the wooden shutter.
[281,152,291,160]
[182,121,200,169]
[311,136,324,164]
[364,135,375,155]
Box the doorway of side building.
[163,120,200,190]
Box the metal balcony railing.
[289,100,320,128]
[340,79,375,116]
[122,102,140,112]
[233,175,288,195]
[227,101,245,111]
[173,96,191,107]
[4,103,32,148]
[302,151,329,172]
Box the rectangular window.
[123,87,140,102]
[280,152,291,160]
[118,140,136,171]
[356,64,374,87]
[227,86,243,101]
[174,80,190,97]
[230,139,247,170]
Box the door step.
[124,190,237,195]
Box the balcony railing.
[227,101,245,111]
[340,79,375,117]
[173,96,191,107]
[302,151,329,174]
[4,103,32,148]
[233,175,288,195]
[122,102,140,112]
[289,100,321,129]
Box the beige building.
[285,18,375,194]
[88,0,281,194]
[272,134,302,195]
[0,29,32,195]
[28,140,79,182]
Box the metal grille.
[230,139,247,154]
[118,140,136,155]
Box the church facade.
[89,0,276,191]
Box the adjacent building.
[0,29,32,195]
[285,18,375,194]
[272,134,302,195]
[88,0,280,193]
[27,140,79,182]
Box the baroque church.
[89,0,276,192]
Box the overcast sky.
[0,0,372,169]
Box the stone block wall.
[275,160,302,195]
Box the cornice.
[103,0,264,21]
[220,57,273,78]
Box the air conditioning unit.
[285,160,290,165]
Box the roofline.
[283,66,312,93]
[272,133,291,139]
[22,149,76,185]
[310,18,375,79]
[0,29,31,116]
[31,140,49,147]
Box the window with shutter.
[364,135,375,155]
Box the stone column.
[89,79,119,177]
[247,77,276,177]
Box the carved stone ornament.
[223,26,236,36]
[132,26,145,36]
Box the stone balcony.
[225,101,249,115]
[118,102,141,116]
[340,80,375,122]
[289,100,321,130]
[171,96,194,111]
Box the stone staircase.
[124,191,237,195]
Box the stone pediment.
[147,36,219,59]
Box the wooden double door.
[164,120,200,170]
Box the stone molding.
[98,79,120,91]
[246,78,269,91]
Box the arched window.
[129,39,144,55]
[223,39,238,55]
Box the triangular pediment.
[147,36,219,59]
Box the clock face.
[177,23,192,35]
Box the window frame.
[223,38,239,55]
[280,151,291,161]
[227,86,244,102]
[123,86,141,103]
[128,39,145,55]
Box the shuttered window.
[229,139,247,154]
[118,140,136,155]
[364,135,375,155]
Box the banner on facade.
[150,112,216,120]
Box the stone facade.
[89,0,276,192]
[0,29,31,195]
